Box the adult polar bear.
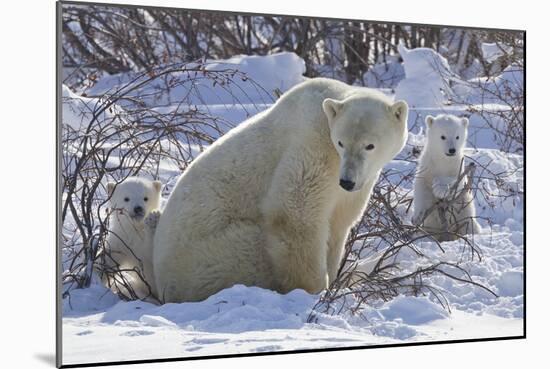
[153,78,408,302]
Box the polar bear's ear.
[425,115,435,128]
[322,98,343,122]
[107,182,116,196]
[390,100,408,122]
[460,117,469,127]
[153,180,162,193]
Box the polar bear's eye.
[338,141,344,148]
[365,144,375,151]
[456,136,460,140]
[441,135,446,140]
[124,197,130,202]
[144,197,148,202]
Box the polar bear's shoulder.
[281,77,389,102]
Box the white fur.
[102,177,162,300]
[153,78,408,302]
[412,114,481,241]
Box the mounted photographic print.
[57,0,525,367]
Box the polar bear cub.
[412,114,481,241]
[101,177,162,300]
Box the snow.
[495,271,524,298]
[395,43,456,108]
[83,52,305,126]
[61,49,523,366]
[396,46,523,152]
[482,42,513,63]
[363,56,405,88]
[62,286,521,364]
[212,52,307,93]
[378,296,449,325]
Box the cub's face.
[425,114,468,158]
[323,95,408,192]
[107,177,162,221]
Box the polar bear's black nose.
[449,148,456,155]
[339,179,355,191]
[134,206,144,215]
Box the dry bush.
[445,31,524,153]
[464,79,524,154]
[308,147,512,322]
[61,62,273,301]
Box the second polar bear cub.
[412,114,481,241]
[102,177,162,300]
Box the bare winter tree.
[61,4,447,88]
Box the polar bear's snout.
[339,178,356,191]
[133,205,145,218]
[339,162,360,192]
[338,152,368,192]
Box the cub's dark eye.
[441,135,446,140]
[338,141,343,148]
[365,144,375,151]
[144,197,148,202]
[456,136,460,140]
[124,197,130,202]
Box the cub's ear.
[460,117,469,127]
[153,180,162,193]
[322,98,344,122]
[107,182,116,196]
[390,100,408,122]
[425,115,435,128]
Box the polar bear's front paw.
[144,210,161,231]
[455,179,466,194]
[432,183,450,199]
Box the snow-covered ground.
[62,286,520,364]
[61,50,524,366]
